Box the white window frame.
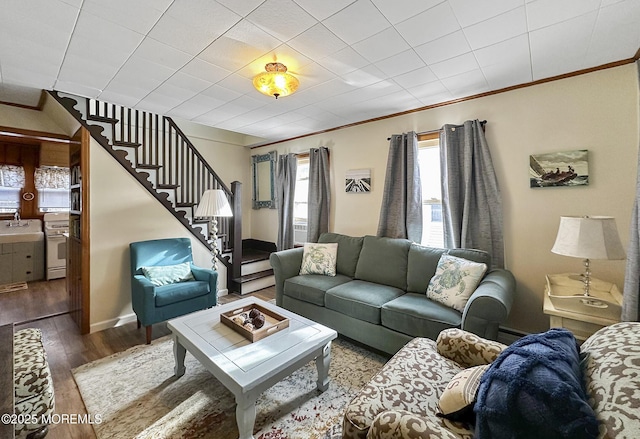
[418,134,444,248]
[293,155,310,245]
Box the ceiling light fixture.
[252,62,299,99]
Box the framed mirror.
[252,151,277,209]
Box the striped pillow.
[438,364,489,422]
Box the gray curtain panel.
[307,147,330,243]
[377,132,423,243]
[275,153,297,251]
[622,61,640,322]
[440,120,505,269]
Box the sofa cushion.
[407,244,446,293]
[141,262,194,286]
[325,280,405,324]
[284,274,352,306]
[318,233,364,278]
[474,328,599,439]
[299,243,338,276]
[154,280,210,307]
[426,254,487,312]
[448,248,491,266]
[438,364,489,423]
[355,235,411,290]
[381,293,462,339]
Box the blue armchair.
[129,238,218,344]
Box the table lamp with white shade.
[195,189,233,271]
[551,215,626,297]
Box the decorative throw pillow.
[426,254,487,312]
[438,364,490,423]
[474,328,599,439]
[141,262,194,286]
[299,243,338,276]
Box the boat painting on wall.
[529,149,589,188]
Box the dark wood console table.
[0,324,14,438]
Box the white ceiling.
[1,0,639,146]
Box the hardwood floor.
[0,278,69,326]
[7,281,275,439]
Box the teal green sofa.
[270,233,515,355]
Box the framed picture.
[529,149,589,188]
[345,169,371,193]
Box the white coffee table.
[167,297,338,439]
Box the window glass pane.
[294,156,310,244]
[38,188,70,212]
[0,187,21,213]
[418,142,444,248]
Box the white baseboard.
[218,288,228,297]
[90,313,138,334]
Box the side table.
[543,294,620,342]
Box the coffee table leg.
[235,393,257,439]
[316,341,332,391]
[173,336,186,378]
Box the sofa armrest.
[436,328,507,368]
[367,410,459,439]
[269,247,304,306]
[461,268,515,340]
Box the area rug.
[72,335,387,439]
[0,281,27,294]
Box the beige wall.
[251,64,639,334]
[0,100,69,134]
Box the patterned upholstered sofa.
[343,322,640,439]
[14,328,55,438]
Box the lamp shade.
[551,216,626,260]
[195,189,232,218]
[252,62,299,99]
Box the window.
[293,155,309,245]
[35,166,70,212]
[418,135,444,248]
[0,165,25,214]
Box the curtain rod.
[387,120,487,140]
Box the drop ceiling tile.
[169,94,227,120]
[586,0,640,65]
[193,108,236,126]
[526,0,600,31]
[481,61,532,90]
[200,84,243,102]
[237,45,313,80]
[323,0,391,45]
[181,58,231,84]
[340,64,387,88]
[320,47,369,76]
[529,11,597,80]
[288,24,348,61]
[463,6,527,50]
[406,79,451,103]
[395,2,460,46]
[474,34,530,68]
[53,81,102,99]
[58,53,121,90]
[216,0,264,17]
[148,0,241,55]
[294,77,357,101]
[294,0,356,21]
[440,69,489,98]
[449,0,523,27]
[95,90,141,108]
[81,0,172,34]
[414,30,471,65]
[216,73,255,96]
[371,0,443,25]
[393,66,438,89]
[246,0,317,41]
[133,38,193,71]
[162,71,213,96]
[352,28,410,63]
[294,62,338,89]
[136,92,182,115]
[374,50,425,77]
[198,20,281,72]
[430,52,480,79]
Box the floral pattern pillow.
[141,262,194,286]
[299,243,338,276]
[426,254,487,312]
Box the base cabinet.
[0,241,45,284]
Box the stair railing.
[51,92,241,289]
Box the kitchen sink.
[0,220,44,243]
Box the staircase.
[50,91,274,294]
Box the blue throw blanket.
[474,328,598,439]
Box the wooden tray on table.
[220,303,289,342]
